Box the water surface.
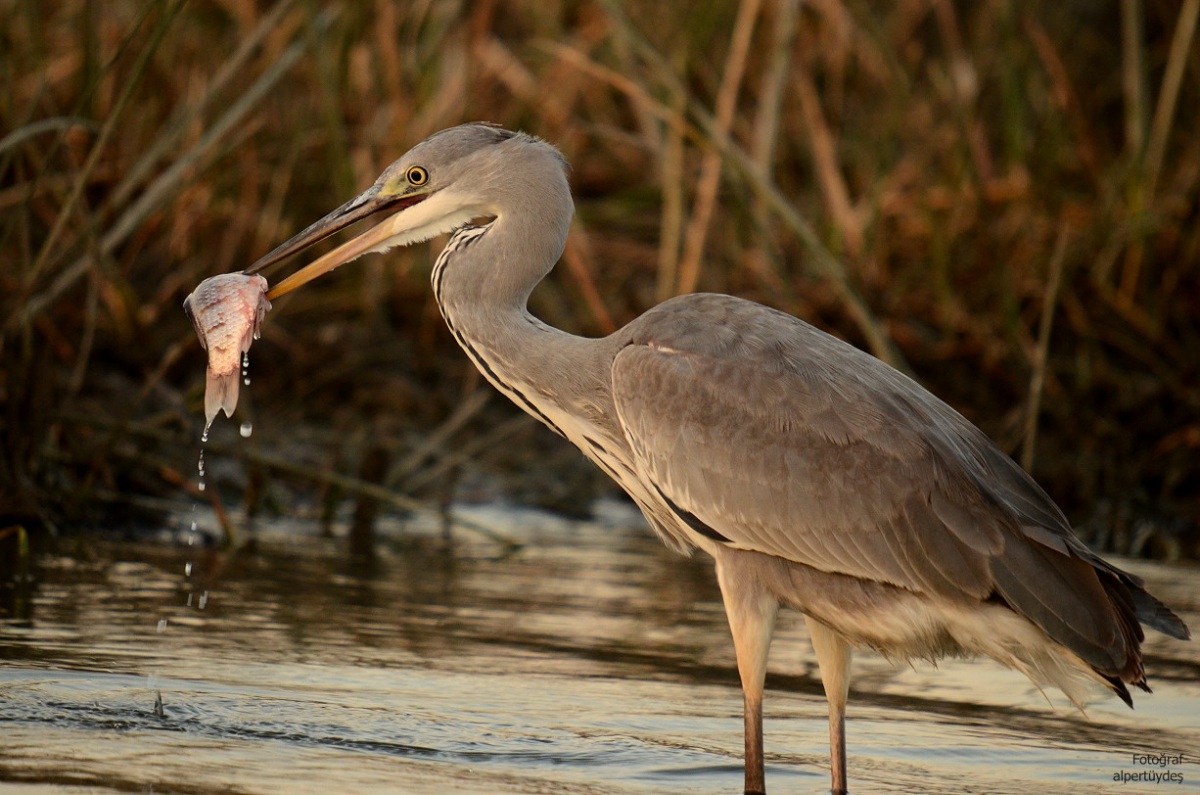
[2,504,1197,793]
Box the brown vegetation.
[2,0,1197,556]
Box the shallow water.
[2,503,1197,794]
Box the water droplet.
[198,481,206,492]
[199,591,209,610]
[187,593,193,607]
[239,422,253,438]
[184,562,192,577]
[201,425,210,444]
[157,619,168,633]
[243,376,251,386]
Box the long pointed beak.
[244,185,429,300]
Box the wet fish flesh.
[183,273,271,426]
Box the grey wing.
[610,323,1005,602]
[609,295,1185,679]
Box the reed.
[2,0,1196,556]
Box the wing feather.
[605,293,1186,682]
[610,306,1004,603]
[610,299,1106,608]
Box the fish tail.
[205,368,241,425]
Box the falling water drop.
[242,352,251,386]
[187,593,193,607]
[199,591,209,610]
[156,619,168,633]
[184,562,192,577]
[239,421,253,438]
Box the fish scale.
[183,273,272,426]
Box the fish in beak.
[183,272,271,426]
[183,183,423,426]
[184,159,474,426]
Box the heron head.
[246,123,563,299]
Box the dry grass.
[2,0,1197,555]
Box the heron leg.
[804,616,852,795]
[715,556,779,795]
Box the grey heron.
[242,123,1190,794]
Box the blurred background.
[2,0,1198,558]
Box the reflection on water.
[1,504,1197,794]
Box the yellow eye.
[406,166,429,186]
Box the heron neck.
[431,202,590,409]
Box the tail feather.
[992,541,1135,679]
[1131,588,1191,640]
[1061,537,1190,642]
[1089,565,1189,706]
[1100,673,1134,708]
[995,534,1190,708]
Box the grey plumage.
[244,123,1190,795]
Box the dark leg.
[743,685,765,794]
